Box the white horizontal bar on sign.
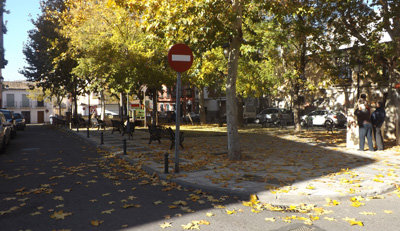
[172,55,191,62]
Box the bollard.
[100,132,104,145]
[164,153,169,174]
[76,126,79,133]
[69,122,72,130]
[87,127,90,138]
[123,139,127,155]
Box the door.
[21,111,31,124]
[37,111,44,123]
[314,111,327,126]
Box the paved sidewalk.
[69,126,400,206]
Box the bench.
[148,125,184,149]
[52,117,67,126]
[71,117,87,128]
[110,119,135,138]
[122,121,135,139]
[111,120,124,134]
[91,118,106,130]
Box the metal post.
[87,127,89,138]
[164,153,169,174]
[100,132,104,145]
[357,72,360,100]
[76,126,79,133]
[123,139,127,155]
[175,72,181,173]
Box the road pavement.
[1,125,400,231]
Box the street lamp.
[354,60,362,100]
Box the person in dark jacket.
[371,101,386,150]
[354,101,374,151]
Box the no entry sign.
[168,44,193,73]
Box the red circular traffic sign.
[168,44,193,73]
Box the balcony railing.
[2,101,50,109]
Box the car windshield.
[0,111,12,120]
[14,114,22,119]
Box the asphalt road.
[0,125,243,230]
[1,125,400,231]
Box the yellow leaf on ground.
[53,196,64,201]
[325,198,340,206]
[195,220,210,225]
[50,210,72,220]
[343,217,364,226]
[251,208,261,213]
[384,210,393,214]
[160,222,172,229]
[101,209,115,214]
[324,217,336,221]
[153,200,163,205]
[242,201,253,207]
[265,217,276,222]
[206,212,215,217]
[226,209,237,215]
[91,220,104,227]
[173,200,188,206]
[181,222,200,230]
[30,211,41,216]
[250,194,258,204]
[306,185,315,190]
[351,201,365,207]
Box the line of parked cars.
[254,108,294,127]
[0,109,26,152]
[253,107,347,129]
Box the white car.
[301,110,347,127]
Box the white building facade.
[1,81,53,123]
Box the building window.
[6,94,14,107]
[22,94,30,107]
[37,100,44,107]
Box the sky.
[2,0,41,81]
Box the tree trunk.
[226,0,242,161]
[73,90,78,119]
[237,95,244,127]
[58,102,62,116]
[294,29,308,132]
[152,88,158,126]
[100,90,105,121]
[119,92,123,118]
[199,87,206,124]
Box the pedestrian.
[371,101,386,150]
[354,100,374,151]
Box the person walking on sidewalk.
[355,100,374,151]
[371,101,386,150]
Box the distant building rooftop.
[2,81,35,90]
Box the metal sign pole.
[175,72,181,173]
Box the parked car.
[0,109,17,138]
[13,113,26,130]
[0,112,11,151]
[255,108,293,127]
[300,110,347,128]
[183,112,200,123]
